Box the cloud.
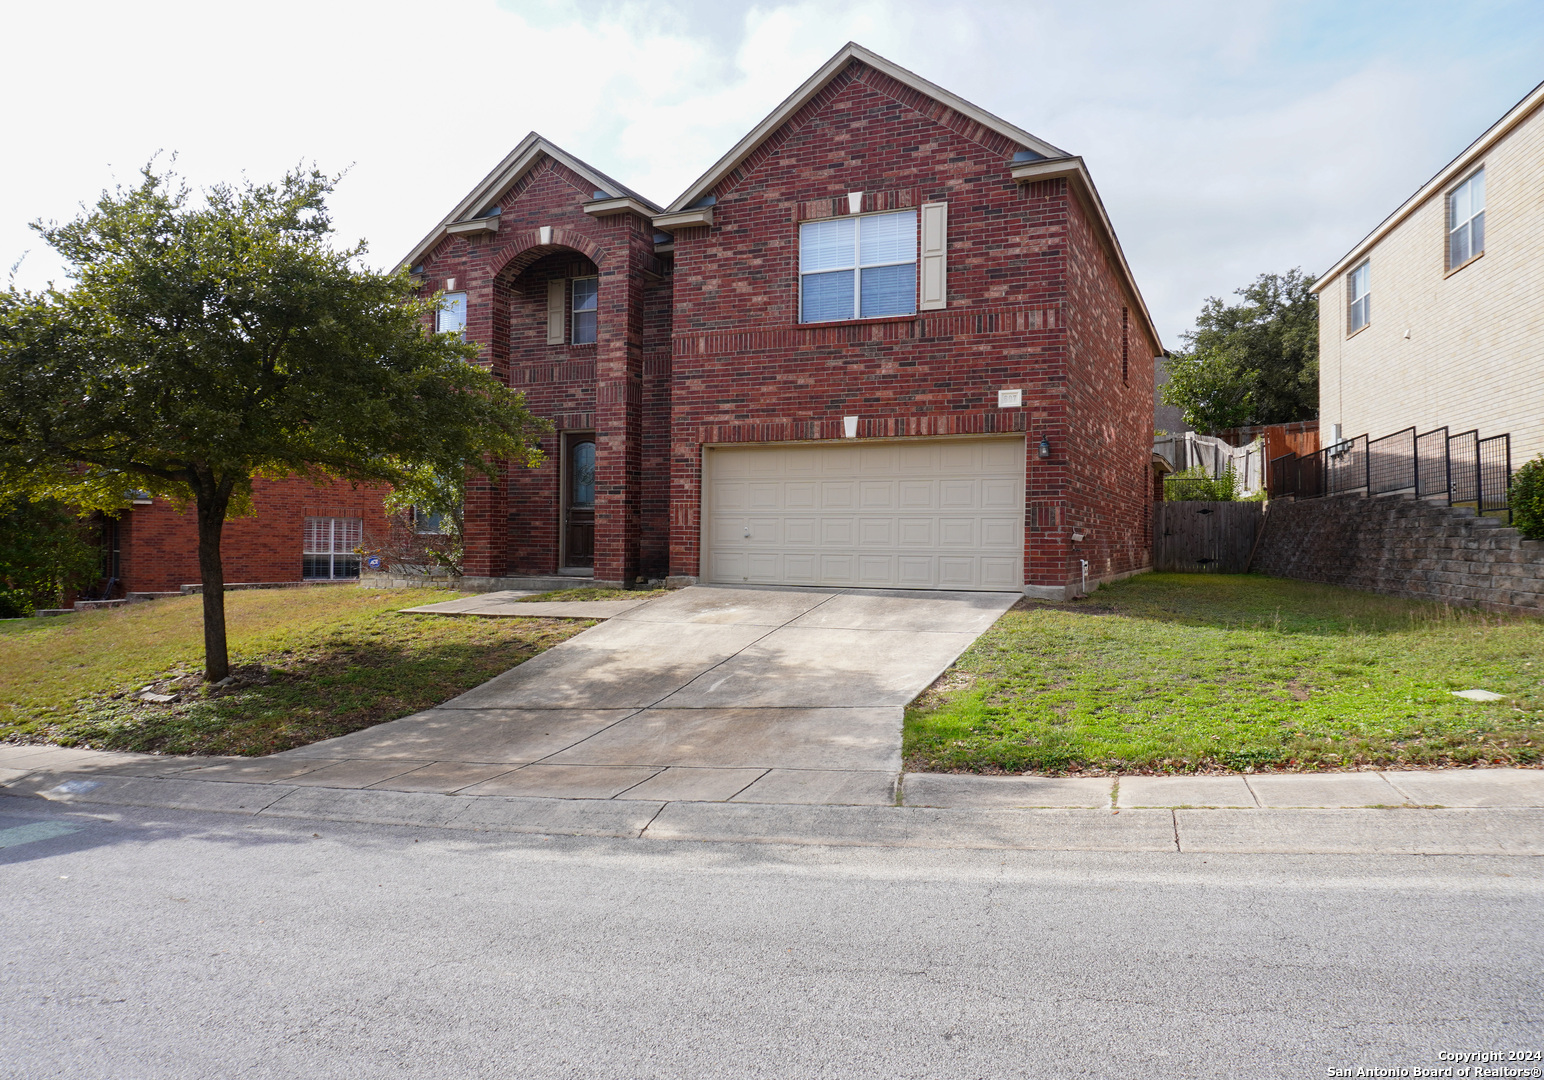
[4,0,1541,346]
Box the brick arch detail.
[493,228,609,281]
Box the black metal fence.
[1270,425,1513,521]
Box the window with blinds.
[799,209,917,323]
[1447,168,1485,271]
[436,292,467,340]
[1347,261,1370,335]
[303,517,362,579]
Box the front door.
[562,435,595,569]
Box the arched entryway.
[493,247,607,578]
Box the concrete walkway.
[398,590,653,619]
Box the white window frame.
[303,517,362,579]
[1446,167,1485,271]
[1347,260,1370,335]
[436,292,467,340]
[571,276,598,344]
[798,209,918,324]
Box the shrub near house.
[0,499,100,616]
[1513,455,1544,539]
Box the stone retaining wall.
[358,572,460,591]
[1252,493,1544,615]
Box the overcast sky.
[4,0,1542,348]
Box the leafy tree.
[0,498,102,617]
[0,164,546,680]
[1163,269,1319,434]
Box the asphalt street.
[2,796,1540,1079]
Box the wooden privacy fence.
[1153,501,1265,573]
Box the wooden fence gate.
[1153,501,1265,573]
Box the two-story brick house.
[402,43,1161,599]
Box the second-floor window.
[571,277,598,344]
[437,292,467,340]
[1347,261,1370,335]
[799,209,917,323]
[1447,167,1485,270]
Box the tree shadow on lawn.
[12,624,591,758]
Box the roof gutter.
[1312,77,1544,291]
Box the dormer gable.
[400,133,661,271]
[660,42,1067,215]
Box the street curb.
[643,802,1177,850]
[5,771,1543,854]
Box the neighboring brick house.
[1314,77,1544,465]
[102,478,390,595]
[402,43,1161,599]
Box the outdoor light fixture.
[1039,435,1051,459]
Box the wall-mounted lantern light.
[1038,435,1051,460]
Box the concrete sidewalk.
[3,758,1541,854]
[901,768,1544,809]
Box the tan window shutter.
[546,279,565,345]
[919,202,947,310]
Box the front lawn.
[905,573,1543,775]
[0,587,590,756]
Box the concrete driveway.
[267,585,1017,805]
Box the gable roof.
[654,43,1162,353]
[1311,76,1544,292]
[662,42,1070,214]
[398,133,662,271]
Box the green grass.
[0,587,590,756]
[517,587,668,602]
[905,573,1544,775]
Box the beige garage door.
[704,437,1025,591]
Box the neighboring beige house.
[1314,78,1544,467]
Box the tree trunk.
[194,485,233,683]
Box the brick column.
[461,460,508,579]
[459,276,509,579]
[592,216,648,585]
[667,431,701,581]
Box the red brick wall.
[118,477,390,593]
[1063,186,1158,588]
[416,159,672,582]
[665,59,1078,586]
